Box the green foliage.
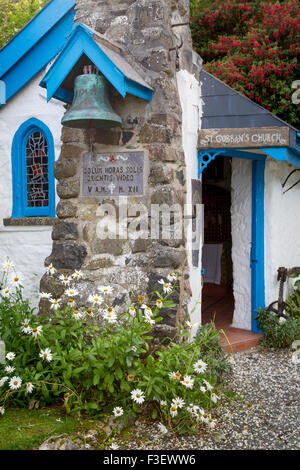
[286,274,300,318]
[0,0,48,49]
[190,0,300,128]
[0,265,232,434]
[256,308,300,349]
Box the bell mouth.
[61,74,122,129]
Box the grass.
[0,406,79,450]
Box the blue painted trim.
[198,151,222,174]
[40,22,153,103]
[11,118,56,218]
[125,78,153,102]
[0,8,75,107]
[251,159,266,333]
[0,0,75,78]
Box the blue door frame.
[198,149,266,333]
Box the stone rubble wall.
[41,0,200,338]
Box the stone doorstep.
[219,328,263,354]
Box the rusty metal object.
[267,266,300,318]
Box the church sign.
[82,151,144,197]
[198,127,290,149]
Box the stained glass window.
[26,132,49,208]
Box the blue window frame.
[11,118,55,218]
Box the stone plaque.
[82,151,144,197]
[198,127,290,149]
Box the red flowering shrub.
[191,0,300,128]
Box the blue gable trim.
[0,0,75,106]
[11,118,56,219]
[40,22,153,103]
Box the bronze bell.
[61,73,122,129]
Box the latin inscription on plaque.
[82,152,144,197]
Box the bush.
[0,261,232,433]
[256,308,300,349]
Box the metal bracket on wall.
[198,151,223,176]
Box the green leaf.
[152,408,158,420]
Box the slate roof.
[200,70,299,133]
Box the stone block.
[151,246,186,269]
[54,159,78,180]
[52,222,79,241]
[149,162,173,185]
[84,257,114,270]
[61,144,88,159]
[95,128,121,146]
[91,238,125,256]
[56,200,78,219]
[46,242,87,270]
[150,185,179,206]
[148,145,184,163]
[57,177,80,199]
[138,123,171,144]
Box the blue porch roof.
[0,0,75,106]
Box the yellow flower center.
[107,307,113,312]
[14,277,19,282]
[164,283,168,288]
[14,381,18,385]
[43,354,47,358]
[203,414,208,419]
[136,394,140,398]
[138,296,145,302]
[171,406,176,412]
[74,310,79,315]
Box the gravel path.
[120,347,300,450]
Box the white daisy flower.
[110,441,119,450]
[155,299,163,308]
[88,294,103,305]
[31,325,43,339]
[11,273,22,287]
[185,321,199,328]
[130,389,145,405]
[207,417,217,429]
[279,317,286,324]
[26,383,34,394]
[103,307,117,324]
[21,319,32,334]
[131,346,137,352]
[200,412,210,424]
[9,376,22,390]
[72,310,83,320]
[160,400,167,407]
[211,393,219,404]
[182,376,194,389]
[46,264,56,276]
[186,403,195,414]
[193,359,208,374]
[72,270,83,280]
[144,315,155,325]
[171,397,185,409]
[65,288,79,297]
[6,352,15,361]
[200,386,206,393]
[224,409,233,418]
[167,272,177,282]
[170,405,178,418]
[168,371,177,380]
[39,292,52,300]
[113,407,124,417]
[39,348,53,362]
[67,298,76,308]
[5,366,15,374]
[59,275,72,286]
[0,377,9,387]
[0,406,4,415]
[98,285,113,295]
[0,288,11,298]
[158,279,172,294]
[49,298,61,310]
[203,379,213,391]
[157,422,168,434]
[128,305,136,316]
[2,260,14,270]
[143,306,153,316]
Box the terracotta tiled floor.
[202,290,263,353]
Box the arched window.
[11,118,55,218]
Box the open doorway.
[201,156,234,330]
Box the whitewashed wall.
[177,69,202,336]
[264,158,300,306]
[231,158,252,330]
[0,70,64,308]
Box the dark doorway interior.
[201,156,234,330]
